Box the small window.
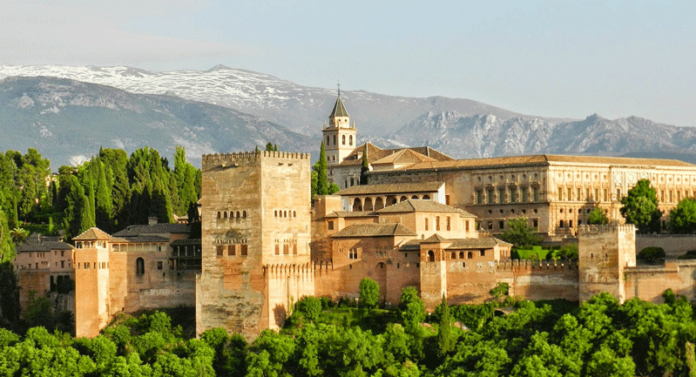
[243,211,247,218]
[157,261,163,270]
[136,258,145,276]
[427,250,435,262]
[275,244,280,255]
[499,221,504,229]
[480,250,486,257]
[241,244,248,256]
[462,262,466,268]
[425,218,429,231]
[436,216,440,231]
[451,252,456,259]
[217,212,221,219]
[459,251,464,259]
[447,216,451,231]
[293,244,298,255]
[216,245,224,256]
[283,244,289,255]
[223,211,227,219]
[328,220,334,230]
[228,245,236,256]
[468,251,473,259]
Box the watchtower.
[196,150,314,340]
[322,89,357,166]
[577,224,636,303]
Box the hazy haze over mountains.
[1,65,696,168]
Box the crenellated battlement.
[202,150,311,169]
[577,224,635,236]
[264,262,314,277]
[495,259,578,270]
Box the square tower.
[322,94,357,165]
[196,150,314,340]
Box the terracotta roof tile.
[421,234,449,243]
[377,199,476,217]
[338,182,444,196]
[325,211,378,218]
[112,223,189,237]
[73,227,112,241]
[446,238,511,249]
[338,143,453,167]
[372,149,437,165]
[331,223,417,238]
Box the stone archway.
[353,198,362,211]
[374,197,385,210]
[364,198,374,211]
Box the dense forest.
[0,283,695,376]
[0,146,202,263]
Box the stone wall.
[636,234,696,258]
[624,261,696,303]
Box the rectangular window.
[436,216,440,231]
[487,189,494,204]
[567,188,572,201]
[157,261,163,270]
[216,245,224,256]
[661,190,665,202]
[510,188,517,203]
[560,220,564,228]
[488,221,493,230]
[446,195,451,205]
[283,244,289,255]
[499,220,505,229]
[617,189,621,200]
[533,187,539,202]
[275,244,280,255]
[595,189,599,201]
[558,187,563,201]
[586,188,590,201]
[241,245,248,256]
[577,188,581,201]
[446,217,451,231]
[522,188,528,202]
[569,220,573,228]
[425,218,428,231]
[603,189,608,202]
[61,261,64,268]
[669,190,674,203]
[293,244,298,255]
[327,221,334,231]
[465,220,470,231]
[499,188,506,203]
[476,190,483,204]
[228,245,236,256]
[480,250,486,257]
[533,219,538,228]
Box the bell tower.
[322,84,357,166]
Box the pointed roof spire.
[329,93,350,118]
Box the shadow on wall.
[273,304,287,328]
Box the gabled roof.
[421,234,449,244]
[372,149,437,166]
[331,223,417,238]
[446,238,512,249]
[329,96,350,118]
[377,199,476,217]
[112,223,189,237]
[73,227,112,241]
[325,211,378,218]
[16,234,73,253]
[338,143,453,167]
[338,182,444,196]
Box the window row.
[558,187,609,202]
[424,216,452,231]
[448,250,486,260]
[172,245,202,257]
[217,210,247,219]
[476,187,540,204]
[77,261,108,270]
[481,219,539,231]
[325,134,354,147]
[275,241,298,255]
[216,244,249,257]
[75,241,107,249]
[274,209,297,218]
[112,243,164,252]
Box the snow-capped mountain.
[389,111,696,159]
[0,76,314,167]
[0,65,544,137]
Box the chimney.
[425,146,430,157]
[148,217,158,225]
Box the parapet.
[577,224,636,236]
[202,150,311,169]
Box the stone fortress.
[14,92,696,340]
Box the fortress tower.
[196,150,314,340]
[322,90,357,166]
[577,224,636,303]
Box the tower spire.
[337,81,341,97]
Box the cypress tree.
[437,295,455,358]
[316,142,329,195]
[274,143,278,152]
[360,145,369,185]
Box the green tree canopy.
[499,217,542,247]
[669,198,696,233]
[620,179,662,234]
[587,208,609,225]
[359,278,380,309]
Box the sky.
[2,0,695,126]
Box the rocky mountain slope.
[0,76,314,167]
[388,111,696,159]
[0,65,552,137]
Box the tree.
[265,142,274,152]
[588,208,609,225]
[360,145,369,185]
[437,295,455,358]
[490,282,510,301]
[315,142,329,196]
[60,175,91,241]
[669,198,696,233]
[9,227,28,245]
[296,296,322,323]
[621,179,662,234]
[359,278,380,309]
[499,217,542,247]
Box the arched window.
[342,135,346,145]
[293,211,296,217]
[136,258,145,276]
[411,195,419,200]
[274,210,277,217]
[349,135,353,145]
[468,251,473,259]
[400,196,408,202]
[217,212,221,219]
[223,211,227,219]
[284,210,287,218]
[230,211,234,218]
[377,262,385,269]
[425,218,429,231]
[326,136,330,145]
[352,198,362,211]
[427,250,435,262]
[423,195,430,200]
[333,135,337,145]
[451,252,456,259]
[236,211,241,218]
[243,211,247,218]
[459,251,464,259]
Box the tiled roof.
[110,236,170,243]
[73,227,112,241]
[446,238,511,249]
[381,154,696,173]
[329,96,350,118]
[112,223,189,237]
[338,143,453,167]
[338,182,444,196]
[325,211,378,218]
[421,234,449,243]
[331,223,417,238]
[399,240,422,251]
[16,234,73,253]
[372,149,437,165]
[377,199,476,217]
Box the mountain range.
[1,65,696,167]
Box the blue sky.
[3,0,695,126]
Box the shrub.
[637,247,665,264]
[359,278,380,309]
